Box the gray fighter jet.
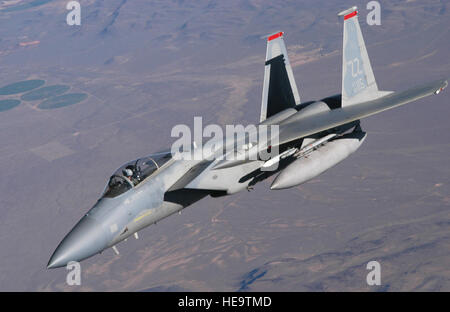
[48,7,447,268]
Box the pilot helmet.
[123,168,133,177]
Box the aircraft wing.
[277,78,448,146]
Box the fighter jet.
[47,6,447,268]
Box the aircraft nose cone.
[47,216,108,269]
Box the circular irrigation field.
[21,85,71,101]
[0,80,45,95]
[0,99,21,112]
[38,93,88,109]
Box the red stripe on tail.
[268,32,283,41]
[344,11,357,20]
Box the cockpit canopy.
[102,151,172,198]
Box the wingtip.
[434,79,448,95]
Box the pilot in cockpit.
[122,168,134,185]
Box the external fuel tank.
[271,131,367,190]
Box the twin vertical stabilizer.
[260,32,301,122]
[338,6,392,106]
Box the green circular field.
[38,93,88,109]
[0,80,45,95]
[21,85,70,101]
[0,99,21,112]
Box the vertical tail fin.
[338,7,391,106]
[260,31,301,122]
